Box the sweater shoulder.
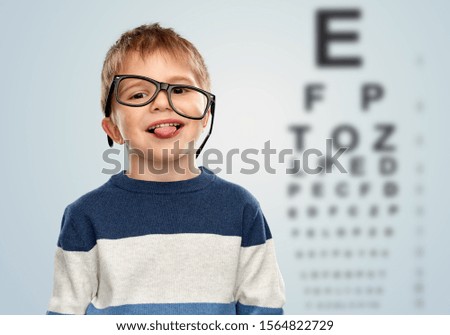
[207,169,260,209]
[64,178,113,216]
[58,179,114,251]
[206,171,271,247]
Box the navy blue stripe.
[241,207,273,247]
[86,302,237,315]
[58,166,270,251]
[57,206,97,252]
[236,302,283,315]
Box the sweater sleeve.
[47,205,98,315]
[234,203,286,315]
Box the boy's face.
[102,51,209,165]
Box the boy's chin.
[150,141,197,157]
[142,147,196,163]
[145,153,191,163]
[129,140,197,154]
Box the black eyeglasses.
[104,74,216,158]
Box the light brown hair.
[100,23,211,114]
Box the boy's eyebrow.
[167,76,195,85]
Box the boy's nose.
[150,90,172,112]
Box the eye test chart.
[271,2,450,314]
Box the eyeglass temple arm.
[195,102,215,159]
[105,86,115,147]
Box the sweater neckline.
[108,166,216,194]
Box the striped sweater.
[47,166,285,315]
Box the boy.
[47,23,285,315]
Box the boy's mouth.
[147,120,184,139]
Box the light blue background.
[1,0,449,314]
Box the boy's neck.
[125,154,201,182]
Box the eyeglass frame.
[104,74,216,159]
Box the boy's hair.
[100,23,211,114]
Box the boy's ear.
[102,117,124,145]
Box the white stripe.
[92,234,242,309]
[234,239,286,308]
[48,246,98,314]
[48,234,285,313]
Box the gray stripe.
[93,233,242,308]
[235,239,286,308]
[48,246,98,314]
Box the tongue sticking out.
[153,126,178,138]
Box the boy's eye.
[173,87,185,94]
[130,92,148,100]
